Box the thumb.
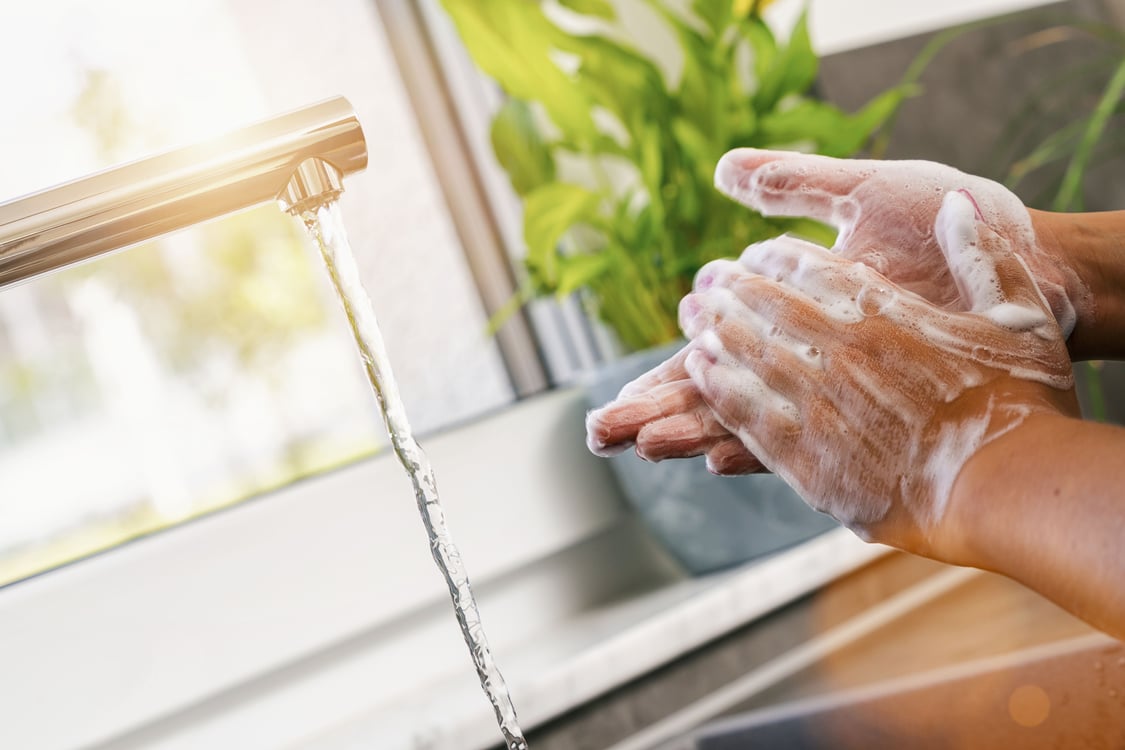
[934,189,1052,331]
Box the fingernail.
[683,349,705,377]
[685,341,718,372]
[956,188,984,221]
[679,296,703,336]
[714,150,750,193]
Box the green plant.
[443,0,908,352]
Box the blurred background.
[0,0,521,585]
[2,1,1125,748]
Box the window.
[0,0,517,586]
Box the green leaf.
[850,86,913,145]
[636,125,665,222]
[559,0,615,20]
[630,202,658,251]
[673,19,726,137]
[772,216,837,247]
[752,10,817,112]
[553,31,669,140]
[440,2,597,142]
[490,99,556,196]
[756,88,905,157]
[556,252,611,297]
[522,183,602,290]
[736,15,777,85]
[691,0,731,36]
[485,284,534,337]
[671,117,720,182]
[1005,119,1087,189]
[640,0,727,137]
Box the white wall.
[768,0,1059,55]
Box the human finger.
[705,437,766,476]
[586,379,703,456]
[683,346,801,468]
[934,189,1051,327]
[691,244,861,365]
[714,148,874,240]
[634,409,727,462]
[683,288,828,408]
[617,346,691,400]
[736,235,875,323]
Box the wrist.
[1029,208,1125,359]
[936,410,1066,570]
[929,371,1083,567]
[940,409,1125,636]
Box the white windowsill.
[0,390,622,750]
[295,527,886,750]
[0,387,885,750]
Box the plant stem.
[1083,361,1108,423]
[1052,58,1125,211]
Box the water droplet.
[808,346,821,358]
[971,345,994,364]
[1008,684,1050,728]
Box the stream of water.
[301,201,528,750]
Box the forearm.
[945,412,1125,639]
[1030,209,1125,360]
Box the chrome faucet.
[0,97,367,290]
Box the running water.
[300,202,528,750]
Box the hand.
[678,191,1077,554]
[715,148,1085,333]
[586,148,1088,472]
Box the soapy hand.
[677,191,1076,550]
[586,149,1086,473]
[714,148,1084,331]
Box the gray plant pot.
[584,342,838,576]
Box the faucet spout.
[279,157,344,218]
[0,96,367,290]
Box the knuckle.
[751,160,796,192]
